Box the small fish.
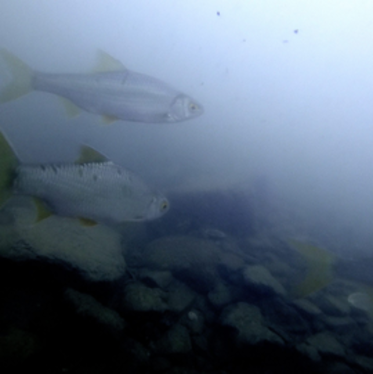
[0,49,203,124]
[0,131,169,225]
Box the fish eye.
[189,102,198,111]
[160,201,168,211]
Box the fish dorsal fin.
[33,198,53,222]
[60,97,81,117]
[95,50,126,72]
[75,145,108,164]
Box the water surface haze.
[3,2,373,374]
[1,0,373,255]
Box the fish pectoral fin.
[60,98,81,117]
[95,50,126,72]
[76,145,109,164]
[33,198,53,222]
[102,114,119,124]
[78,217,98,227]
[164,112,175,122]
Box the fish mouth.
[169,94,203,122]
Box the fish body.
[33,70,200,123]
[0,49,203,123]
[0,132,169,224]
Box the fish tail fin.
[288,239,335,298]
[0,131,18,207]
[0,49,33,103]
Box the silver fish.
[0,132,169,225]
[0,49,204,124]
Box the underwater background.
[1,1,373,373]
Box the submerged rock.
[153,324,192,354]
[306,332,345,358]
[143,236,222,293]
[167,281,196,313]
[138,269,174,289]
[0,327,41,364]
[313,293,351,317]
[243,265,286,297]
[121,338,151,367]
[296,342,321,362]
[323,362,356,374]
[218,252,246,274]
[207,281,235,308]
[64,288,125,334]
[200,227,227,240]
[261,299,310,343]
[121,279,196,316]
[292,299,322,317]
[143,236,222,270]
[353,355,373,373]
[181,309,205,335]
[220,302,284,346]
[123,282,168,312]
[322,315,357,334]
[0,197,126,281]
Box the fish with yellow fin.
[0,49,203,124]
[288,239,336,298]
[0,131,169,226]
[288,239,373,318]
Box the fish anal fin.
[79,217,98,227]
[102,114,119,124]
[75,146,108,164]
[60,97,81,117]
[95,50,126,72]
[33,198,53,222]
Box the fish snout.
[147,196,170,219]
[169,94,204,122]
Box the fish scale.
[0,130,169,225]
[13,161,167,224]
[0,49,203,123]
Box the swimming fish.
[0,131,169,225]
[0,49,204,123]
[288,239,373,304]
[287,239,335,298]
